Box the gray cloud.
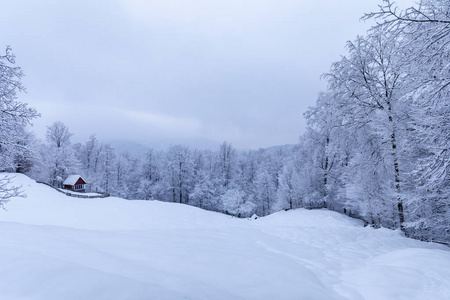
[2,0,414,149]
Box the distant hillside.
[106,140,150,156]
[263,144,298,154]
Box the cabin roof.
[63,175,86,185]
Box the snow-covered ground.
[1,173,449,300]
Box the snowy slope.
[0,173,449,300]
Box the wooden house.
[63,175,87,192]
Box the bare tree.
[0,175,24,208]
[46,121,73,148]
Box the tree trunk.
[172,187,176,203]
[388,102,405,231]
[392,131,404,231]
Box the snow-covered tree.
[254,167,276,216]
[216,142,236,189]
[46,121,73,148]
[162,145,194,204]
[220,188,256,217]
[0,46,38,202]
[294,0,450,242]
[138,149,162,200]
[275,161,302,210]
[365,0,450,241]
[77,135,100,175]
[190,169,221,210]
[100,144,116,194]
[325,28,407,230]
[0,46,39,171]
[40,122,80,187]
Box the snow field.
[0,173,449,300]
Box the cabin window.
[75,184,83,190]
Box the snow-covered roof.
[63,175,86,185]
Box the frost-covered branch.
[0,174,24,208]
[364,0,450,25]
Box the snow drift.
[0,173,449,300]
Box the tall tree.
[0,46,38,203]
[254,166,276,216]
[325,29,407,230]
[41,122,79,187]
[0,46,39,171]
[275,161,302,210]
[163,145,193,204]
[139,149,162,200]
[366,0,450,241]
[46,121,73,148]
[216,142,236,189]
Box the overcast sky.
[2,0,415,150]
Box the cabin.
[63,175,87,192]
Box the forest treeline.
[1,0,448,244]
[302,0,449,243]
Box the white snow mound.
[0,173,449,300]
